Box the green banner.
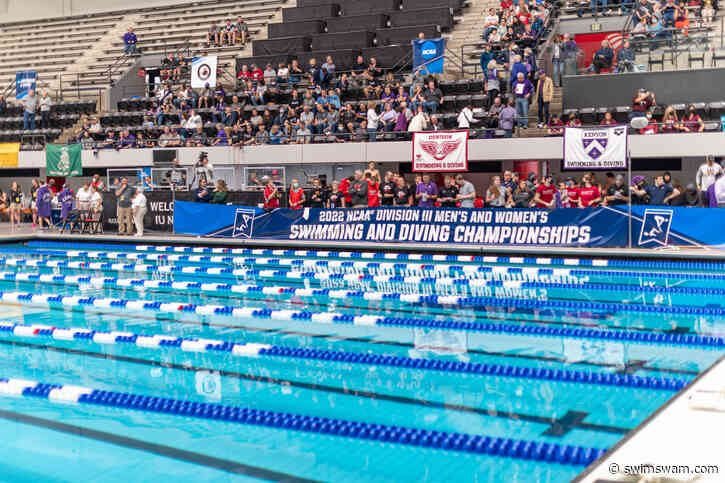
[46,143,82,177]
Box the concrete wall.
[563,68,725,109]
[1,133,722,196]
[0,0,188,23]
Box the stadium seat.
[283,5,340,22]
[268,20,326,39]
[326,14,389,33]
[311,31,376,51]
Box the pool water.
[0,241,722,482]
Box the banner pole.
[627,145,632,249]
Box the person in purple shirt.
[123,27,137,55]
[57,185,74,230]
[119,129,136,149]
[512,72,534,129]
[35,179,53,229]
[416,174,438,207]
[707,173,725,207]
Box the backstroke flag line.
[46,143,82,177]
[191,56,217,88]
[563,125,628,170]
[412,130,469,172]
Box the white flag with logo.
[412,130,468,172]
[564,125,628,170]
[191,56,217,88]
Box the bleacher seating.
[0,0,290,97]
[0,100,96,149]
[242,0,463,74]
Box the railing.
[106,52,132,86]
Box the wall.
[8,134,725,169]
[0,0,188,23]
[563,68,725,109]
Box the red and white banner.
[412,130,468,172]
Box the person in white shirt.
[366,101,382,142]
[76,181,92,211]
[408,105,429,132]
[131,187,147,236]
[696,155,724,193]
[277,62,289,82]
[457,103,478,129]
[185,109,202,132]
[88,185,103,233]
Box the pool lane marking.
[1,289,722,351]
[3,268,721,340]
[7,302,699,377]
[0,377,608,466]
[0,338,632,437]
[0,320,687,391]
[0,407,321,482]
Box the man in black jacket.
[348,170,369,208]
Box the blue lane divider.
[0,322,688,391]
[26,240,725,272]
[1,376,607,466]
[2,289,723,350]
[12,246,725,286]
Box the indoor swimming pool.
[0,241,723,482]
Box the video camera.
[196,151,209,166]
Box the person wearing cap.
[696,155,723,199]
[604,175,629,206]
[632,88,656,119]
[535,70,553,128]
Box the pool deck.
[3,224,725,480]
[575,354,725,483]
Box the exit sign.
[590,23,601,31]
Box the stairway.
[518,86,563,137]
[446,0,497,77]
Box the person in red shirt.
[339,176,352,206]
[250,64,263,81]
[679,104,704,132]
[632,88,655,119]
[578,176,602,207]
[566,178,580,207]
[263,177,280,210]
[366,173,380,207]
[547,115,564,136]
[533,175,557,208]
[288,179,305,210]
[600,111,616,125]
[639,110,658,135]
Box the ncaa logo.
[421,41,438,60]
[233,208,256,238]
[638,209,673,247]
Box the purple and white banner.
[564,125,628,170]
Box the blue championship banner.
[175,202,628,246]
[15,70,37,100]
[174,201,725,249]
[412,38,446,74]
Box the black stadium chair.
[614,106,631,123]
[578,107,596,125]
